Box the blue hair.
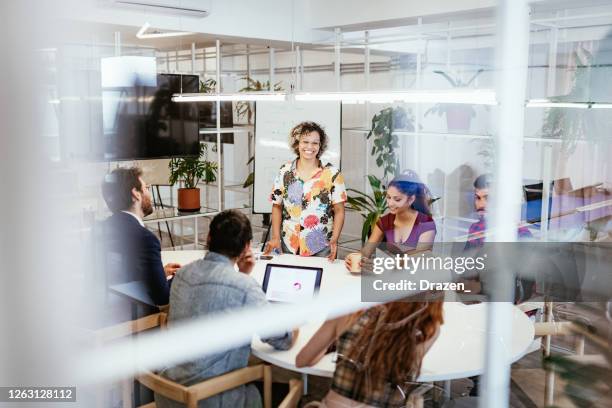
[388,178,431,216]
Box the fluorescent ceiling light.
[172,93,287,102]
[114,1,209,18]
[294,90,497,105]
[526,99,588,109]
[136,22,195,39]
[526,99,612,109]
[172,90,496,104]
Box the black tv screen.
[104,74,200,160]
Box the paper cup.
[348,252,362,273]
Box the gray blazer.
[155,252,293,408]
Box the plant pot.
[446,105,473,132]
[177,188,201,212]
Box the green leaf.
[361,211,379,243]
[347,189,377,208]
[433,70,459,87]
[367,175,382,190]
[347,198,374,213]
[465,68,484,87]
[168,143,217,188]
[243,172,254,188]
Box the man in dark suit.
[102,167,181,311]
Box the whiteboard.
[253,100,342,214]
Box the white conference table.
[162,250,535,386]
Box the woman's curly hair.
[289,121,328,159]
[345,298,444,388]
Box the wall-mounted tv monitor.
[103,73,200,160]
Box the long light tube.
[172,93,612,108]
[172,89,497,104]
[295,89,497,105]
[171,92,286,102]
[527,99,612,109]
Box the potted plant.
[169,143,218,212]
[367,106,414,182]
[347,175,388,243]
[347,107,412,242]
[425,69,484,132]
[200,78,216,93]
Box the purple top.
[376,212,436,251]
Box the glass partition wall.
[29,1,612,407]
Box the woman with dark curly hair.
[296,298,444,407]
[265,121,346,260]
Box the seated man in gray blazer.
[157,210,298,408]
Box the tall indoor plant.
[347,106,413,242]
[425,69,484,132]
[367,106,413,182]
[169,144,218,212]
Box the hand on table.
[237,247,256,274]
[164,263,181,278]
[344,255,362,271]
[264,238,282,255]
[360,257,374,273]
[327,240,338,262]
[290,328,300,347]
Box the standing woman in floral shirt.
[264,121,347,260]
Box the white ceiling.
[60,0,612,52]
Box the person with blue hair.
[345,170,437,270]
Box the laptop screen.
[262,264,323,303]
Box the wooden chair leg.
[186,394,198,408]
[278,379,303,408]
[263,365,272,408]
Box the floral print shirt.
[270,160,347,256]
